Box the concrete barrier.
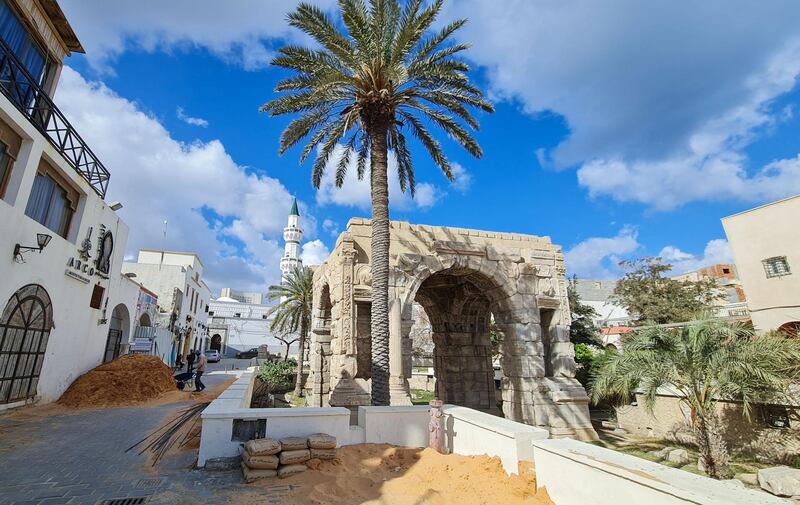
[358,405,430,447]
[533,438,790,505]
[443,405,549,473]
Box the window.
[208,311,214,317]
[24,172,75,238]
[234,312,241,318]
[763,256,791,278]
[0,0,50,108]
[722,268,731,274]
[261,314,269,320]
[0,142,12,198]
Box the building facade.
[0,0,140,407]
[122,250,211,363]
[722,195,800,333]
[671,263,749,320]
[207,294,290,357]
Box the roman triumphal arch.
[307,218,597,440]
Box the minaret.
[280,197,303,283]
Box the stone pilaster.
[389,298,412,405]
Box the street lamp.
[13,233,52,263]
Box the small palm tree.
[591,317,800,479]
[262,0,492,405]
[266,266,314,397]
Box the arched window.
[0,284,52,404]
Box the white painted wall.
[358,405,430,447]
[0,89,137,407]
[533,438,788,505]
[207,299,290,356]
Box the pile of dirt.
[58,354,175,408]
[242,444,554,505]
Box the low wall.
[444,405,549,473]
[358,405,430,447]
[533,438,789,505]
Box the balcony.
[0,39,109,198]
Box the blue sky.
[56,1,800,293]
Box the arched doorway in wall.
[0,284,53,405]
[139,312,152,327]
[778,321,800,338]
[210,334,222,351]
[104,304,131,363]
[412,267,513,413]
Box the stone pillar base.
[389,375,413,405]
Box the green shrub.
[258,359,296,388]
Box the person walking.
[194,351,207,392]
[186,350,196,372]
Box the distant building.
[671,264,749,320]
[280,197,303,284]
[219,288,263,305]
[207,295,292,357]
[722,195,800,333]
[572,280,630,327]
[122,250,211,363]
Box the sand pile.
[58,354,175,408]
[244,443,554,505]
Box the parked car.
[206,349,221,363]
[236,347,259,359]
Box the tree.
[275,331,300,361]
[591,318,800,479]
[266,266,314,397]
[262,0,493,404]
[567,276,600,346]
[614,257,722,325]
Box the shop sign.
[66,225,114,280]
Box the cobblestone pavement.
[0,359,274,505]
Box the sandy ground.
[233,444,553,505]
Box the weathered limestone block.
[758,466,800,497]
[667,449,690,465]
[242,452,279,470]
[501,355,546,378]
[279,437,308,451]
[498,339,544,357]
[245,438,281,456]
[280,449,311,465]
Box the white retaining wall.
[533,438,790,505]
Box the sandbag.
[280,436,308,451]
[310,448,336,460]
[280,449,311,465]
[308,433,336,450]
[245,438,281,456]
[242,451,279,470]
[241,462,277,483]
[278,464,307,478]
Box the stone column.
[389,298,412,405]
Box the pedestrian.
[195,351,207,392]
[186,350,196,372]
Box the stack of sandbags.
[240,433,338,482]
[241,438,281,483]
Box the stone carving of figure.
[428,399,444,453]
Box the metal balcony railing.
[0,39,110,198]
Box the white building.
[280,197,303,283]
[122,250,211,363]
[572,280,630,328]
[207,294,294,358]
[0,0,140,408]
[723,195,800,333]
[219,288,262,305]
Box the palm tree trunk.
[294,318,308,397]
[369,124,391,406]
[696,410,730,479]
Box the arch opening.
[0,284,53,404]
[104,304,130,363]
[210,334,222,351]
[413,266,510,413]
[138,312,152,327]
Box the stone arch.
[104,303,130,362]
[0,284,53,404]
[210,334,222,351]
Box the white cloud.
[60,0,336,72]
[322,218,339,237]
[315,145,439,211]
[564,227,640,279]
[442,1,800,208]
[176,106,208,127]
[449,162,472,193]
[55,67,314,292]
[301,239,331,266]
[659,239,734,276]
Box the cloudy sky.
[57,0,800,294]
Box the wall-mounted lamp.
[109,201,123,211]
[13,233,52,263]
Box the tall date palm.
[262,0,493,405]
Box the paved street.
[0,358,267,505]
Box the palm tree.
[266,265,314,397]
[591,317,800,479]
[262,0,492,405]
